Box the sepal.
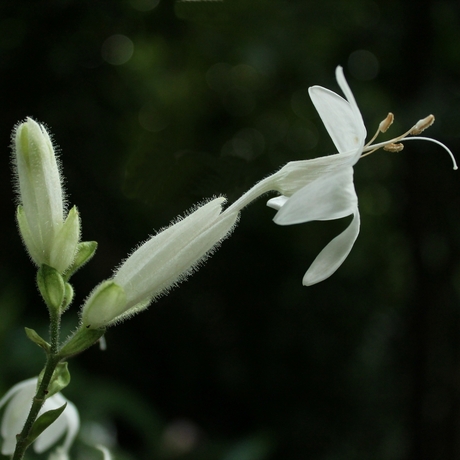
[81,281,127,329]
[50,206,80,274]
[64,240,98,281]
[61,282,74,313]
[37,265,65,312]
[16,205,42,265]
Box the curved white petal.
[308,67,365,161]
[273,166,357,225]
[303,209,360,286]
[335,66,363,123]
[1,380,36,455]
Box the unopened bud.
[379,113,394,133]
[410,114,435,135]
[383,143,404,152]
[37,265,65,312]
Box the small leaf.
[58,327,106,359]
[24,327,50,352]
[26,403,67,446]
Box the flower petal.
[1,379,37,455]
[308,67,365,159]
[272,166,357,225]
[303,209,360,286]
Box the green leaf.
[26,403,67,446]
[58,327,106,359]
[24,327,50,352]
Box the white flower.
[0,378,79,457]
[12,118,80,274]
[226,66,457,285]
[81,197,239,328]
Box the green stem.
[11,307,62,460]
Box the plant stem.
[11,308,61,460]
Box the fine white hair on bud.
[11,118,81,274]
[81,197,239,328]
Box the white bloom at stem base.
[0,378,79,458]
[81,197,239,328]
[226,66,457,285]
[12,118,80,274]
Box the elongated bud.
[12,118,81,273]
[410,114,435,135]
[81,197,239,328]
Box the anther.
[410,114,435,135]
[383,143,404,152]
[379,113,394,133]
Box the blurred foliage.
[1,0,460,459]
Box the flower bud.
[12,118,80,273]
[81,197,239,328]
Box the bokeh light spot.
[139,104,170,132]
[101,34,134,65]
[348,50,379,81]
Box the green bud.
[64,240,98,281]
[58,326,106,359]
[24,327,50,352]
[37,264,65,312]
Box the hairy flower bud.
[81,197,238,328]
[12,118,80,273]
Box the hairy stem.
[11,306,61,460]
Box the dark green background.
[1,1,460,459]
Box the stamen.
[383,143,404,152]
[410,114,435,135]
[365,113,394,147]
[379,112,394,133]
